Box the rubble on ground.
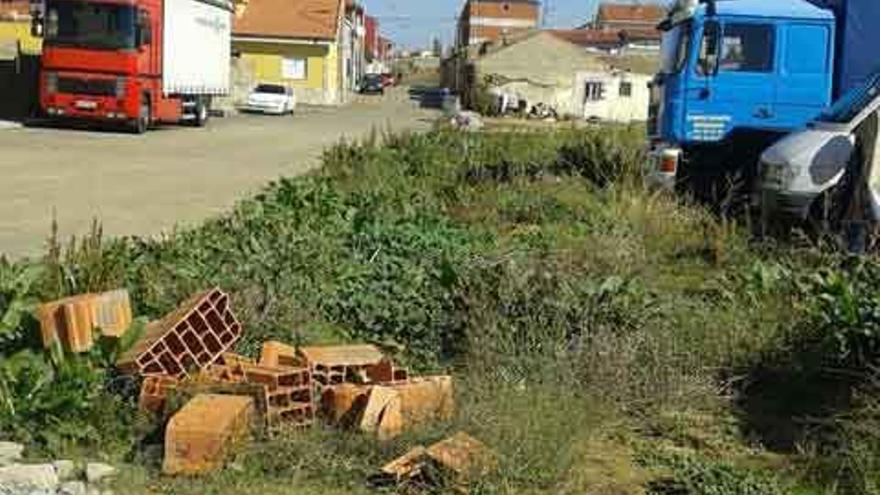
[377,432,496,488]
[27,286,464,479]
[0,443,116,495]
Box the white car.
[759,74,880,221]
[244,84,296,115]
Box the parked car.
[759,73,880,222]
[360,74,385,95]
[243,84,296,115]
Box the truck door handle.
[754,108,773,119]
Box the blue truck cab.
[648,0,879,202]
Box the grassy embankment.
[1,126,879,494]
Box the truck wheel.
[133,100,150,134]
[194,98,210,127]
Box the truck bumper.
[758,187,816,222]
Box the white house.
[575,70,651,123]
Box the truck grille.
[57,77,116,97]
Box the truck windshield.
[817,73,880,124]
[659,22,691,74]
[45,0,136,50]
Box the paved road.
[0,88,436,258]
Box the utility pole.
[541,0,551,28]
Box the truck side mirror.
[698,22,720,76]
[30,14,43,38]
[137,12,152,46]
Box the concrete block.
[117,288,242,379]
[85,463,116,484]
[0,463,59,491]
[163,394,254,475]
[0,441,24,466]
[58,480,87,495]
[52,460,76,481]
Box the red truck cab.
[39,0,219,132]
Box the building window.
[720,23,774,73]
[619,81,633,97]
[585,81,605,102]
[282,57,307,80]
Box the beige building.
[448,30,653,123]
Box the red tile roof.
[0,1,30,21]
[233,0,343,41]
[550,27,659,47]
[597,3,665,24]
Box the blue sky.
[361,0,608,49]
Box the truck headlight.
[45,72,58,94]
[115,77,127,98]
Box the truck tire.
[194,97,210,127]
[133,99,150,134]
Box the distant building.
[344,0,366,89]
[594,3,665,32]
[550,2,664,53]
[232,0,350,105]
[457,0,541,47]
[446,31,652,123]
[0,1,40,56]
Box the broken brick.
[367,358,409,384]
[138,375,180,414]
[320,384,371,425]
[377,433,495,487]
[358,386,403,440]
[425,432,496,479]
[380,445,429,481]
[117,288,242,379]
[391,376,455,426]
[259,341,301,368]
[298,344,385,389]
[36,289,134,353]
[163,394,254,476]
[91,289,133,337]
[215,353,255,367]
[37,294,97,353]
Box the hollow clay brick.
[37,289,134,353]
[259,341,301,368]
[138,375,179,414]
[36,294,97,353]
[117,288,242,378]
[391,376,455,426]
[163,394,254,475]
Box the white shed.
[574,70,652,123]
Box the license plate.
[75,100,97,110]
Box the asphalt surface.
[0,88,436,258]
